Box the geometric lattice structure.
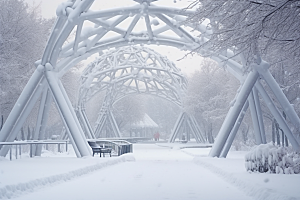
[1,0,300,158]
[77,46,196,139]
[79,46,187,107]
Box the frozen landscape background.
[1,0,300,199]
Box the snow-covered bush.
[245,143,300,174]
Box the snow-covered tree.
[61,64,84,106]
[188,0,300,71]
[270,62,300,114]
[185,58,239,141]
[187,0,300,146]
[0,0,54,120]
[113,95,145,130]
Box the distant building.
[128,113,159,138]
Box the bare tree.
[188,0,300,71]
[113,95,145,130]
[187,1,300,144]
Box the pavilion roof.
[131,113,158,128]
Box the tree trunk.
[0,115,3,130]
[275,122,280,146]
[272,119,276,144]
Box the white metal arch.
[76,45,204,141]
[47,0,244,80]
[79,46,187,107]
[1,0,300,158]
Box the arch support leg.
[76,109,94,139]
[108,110,121,137]
[255,81,300,151]
[209,69,259,157]
[34,88,52,156]
[168,112,185,143]
[248,91,263,144]
[220,101,249,158]
[254,64,300,137]
[0,77,46,156]
[253,87,266,143]
[82,109,95,139]
[168,112,204,143]
[45,71,91,157]
[0,70,43,146]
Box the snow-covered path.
[2,143,300,200]
[11,144,252,200]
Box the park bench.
[87,141,112,157]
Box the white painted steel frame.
[168,112,205,143]
[33,89,53,156]
[220,101,249,158]
[248,91,263,144]
[0,0,299,158]
[78,46,189,139]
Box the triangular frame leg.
[45,70,91,157]
[209,69,259,157]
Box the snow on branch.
[187,0,300,71]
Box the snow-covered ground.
[0,143,299,200]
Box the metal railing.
[87,139,132,156]
[1,139,132,160]
[0,140,69,161]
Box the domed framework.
[0,0,300,158]
[76,46,204,142]
[79,46,187,108]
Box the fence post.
[19,145,21,157]
[30,144,33,157]
[10,145,12,161]
[15,145,18,159]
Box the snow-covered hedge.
[245,143,300,174]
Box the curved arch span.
[77,46,203,142]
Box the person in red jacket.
[154,132,160,141]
